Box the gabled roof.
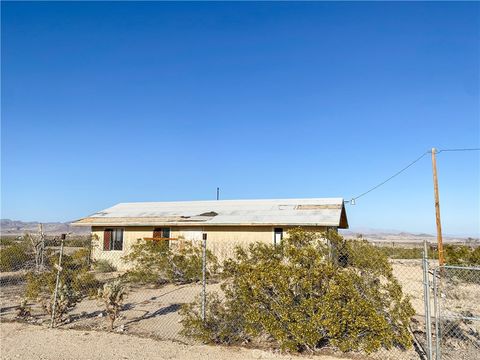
[72,198,348,228]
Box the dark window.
[162,228,171,238]
[153,228,170,251]
[104,228,123,251]
[153,228,162,238]
[274,228,283,245]
[153,228,171,238]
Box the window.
[153,228,171,251]
[274,228,283,246]
[163,227,171,238]
[103,228,123,251]
[153,227,171,238]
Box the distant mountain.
[0,219,89,236]
[1,219,478,244]
[341,228,478,244]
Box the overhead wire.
[345,147,479,204]
[436,148,480,154]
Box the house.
[72,198,348,270]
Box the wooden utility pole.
[431,148,445,266]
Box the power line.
[437,148,480,154]
[346,151,429,204]
[345,147,480,205]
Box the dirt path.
[0,322,348,360]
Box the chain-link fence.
[1,232,479,360]
[0,233,207,342]
[433,266,480,360]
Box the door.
[274,228,283,245]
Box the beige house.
[72,198,348,270]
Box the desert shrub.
[444,245,480,266]
[167,243,218,283]
[181,229,414,354]
[70,248,91,267]
[468,246,480,265]
[64,236,92,248]
[44,282,79,324]
[0,242,32,271]
[73,270,100,297]
[25,249,100,303]
[94,260,117,273]
[377,246,424,260]
[181,292,249,344]
[97,279,127,330]
[16,298,32,319]
[124,239,218,285]
[123,239,170,284]
[0,237,15,246]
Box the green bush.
[124,239,218,285]
[181,292,249,344]
[25,248,100,301]
[0,242,32,271]
[123,239,170,284]
[0,237,15,246]
[94,260,117,273]
[64,236,92,248]
[361,243,480,263]
[181,229,414,354]
[377,246,424,260]
[444,245,480,266]
[167,243,218,283]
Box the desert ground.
[1,260,479,360]
[0,322,348,360]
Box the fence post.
[201,233,207,322]
[38,223,45,270]
[433,267,441,360]
[423,240,433,360]
[51,234,65,328]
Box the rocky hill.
[0,219,89,236]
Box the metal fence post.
[433,267,441,360]
[51,234,65,328]
[423,240,433,360]
[201,233,207,322]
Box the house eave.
[71,219,346,228]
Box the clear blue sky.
[2,2,479,236]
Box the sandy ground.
[2,260,478,360]
[0,261,429,360]
[0,322,348,360]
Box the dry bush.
[16,298,32,319]
[97,280,127,330]
[43,283,79,324]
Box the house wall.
[91,225,329,270]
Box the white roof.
[72,198,348,228]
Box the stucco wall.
[91,225,329,270]
[91,226,153,271]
